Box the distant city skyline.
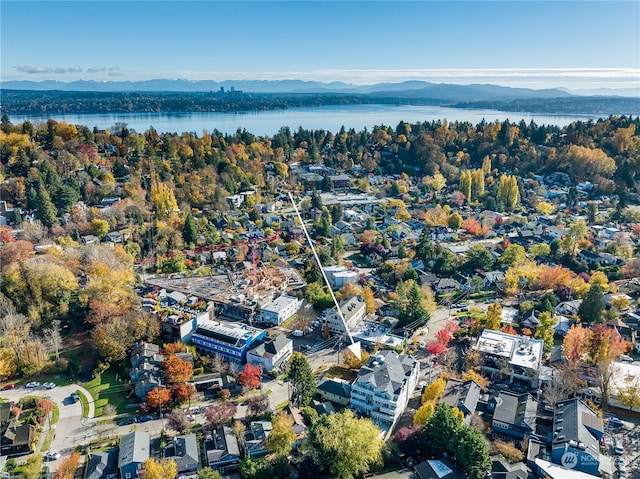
[2,1,639,91]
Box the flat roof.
[194,320,263,346]
[534,459,598,479]
[475,329,543,370]
[351,320,404,348]
[260,295,299,314]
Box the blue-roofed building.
[191,319,266,362]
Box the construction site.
[145,263,304,323]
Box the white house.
[349,350,420,432]
[258,295,302,325]
[246,335,293,372]
[324,265,359,290]
[324,296,367,335]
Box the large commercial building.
[258,295,302,325]
[324,296,367,335]
[349,350,420,432]
[191,320,266,363]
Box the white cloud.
[16,65,82,74]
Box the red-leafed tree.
[237,363,261,390]
[435,328,452,346]
[0,227,15,244]
[171,383,196,404]
[163,354,193,384]
[444,319,460,335]
[204,401,237,430]
[427,342,446,355]
[54,452,80,479]
[146,387,171,411]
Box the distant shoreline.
[1,90,638,117]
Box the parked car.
[117,417,137,426]
[44,451,60,461]
[138,415,154,423]
[608,417,624,428]
[70,392,80,403]
[619,355,634,363]
[2,384,15,390]
[614,438,624,455]
[43,382,56,390]
[292,330,304,337]
[25,381,40,388]
[615,457,625,467]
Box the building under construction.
[145,264,301,322]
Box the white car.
[25,381,40,388]
[43,382,56,389]
[44,451,61,460]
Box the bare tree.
[542,363,586,407]
[0,313,32,363]
[47,321,64,365]
[227,360,241,378]
[167,409,191,434]
[247,394,270,417]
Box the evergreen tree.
[36,180,58,227]
[425,403,463,456]
[415,228,434,261]
[289,353,315,407]
[453,426,491,479]
[578,284,605,324]
[182,212,198,246]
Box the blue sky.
[1,1,639,90]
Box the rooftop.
[118,431,150,466]
[194,320,263,347]
[475,329,543,370]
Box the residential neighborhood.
[1,112,640,479]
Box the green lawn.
[85,370,128,416]
[40,430,54,452]
[77,389,90,417]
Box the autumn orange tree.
[562,324,590,364]
[54,452,80,479]
[588,325,630,406]
[146,387,171,411]
[162,354,193,383]
[171,383,196,404]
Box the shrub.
[492,440,524,463]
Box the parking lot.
[604,415,640,479]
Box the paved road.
[1,383,94,470]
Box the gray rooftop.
[354,349,418,396]
[552,399,603,458]
[118,431,150,467]
[493,391,537,430]
[439,379,481,416]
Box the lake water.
[10,104,601,136]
